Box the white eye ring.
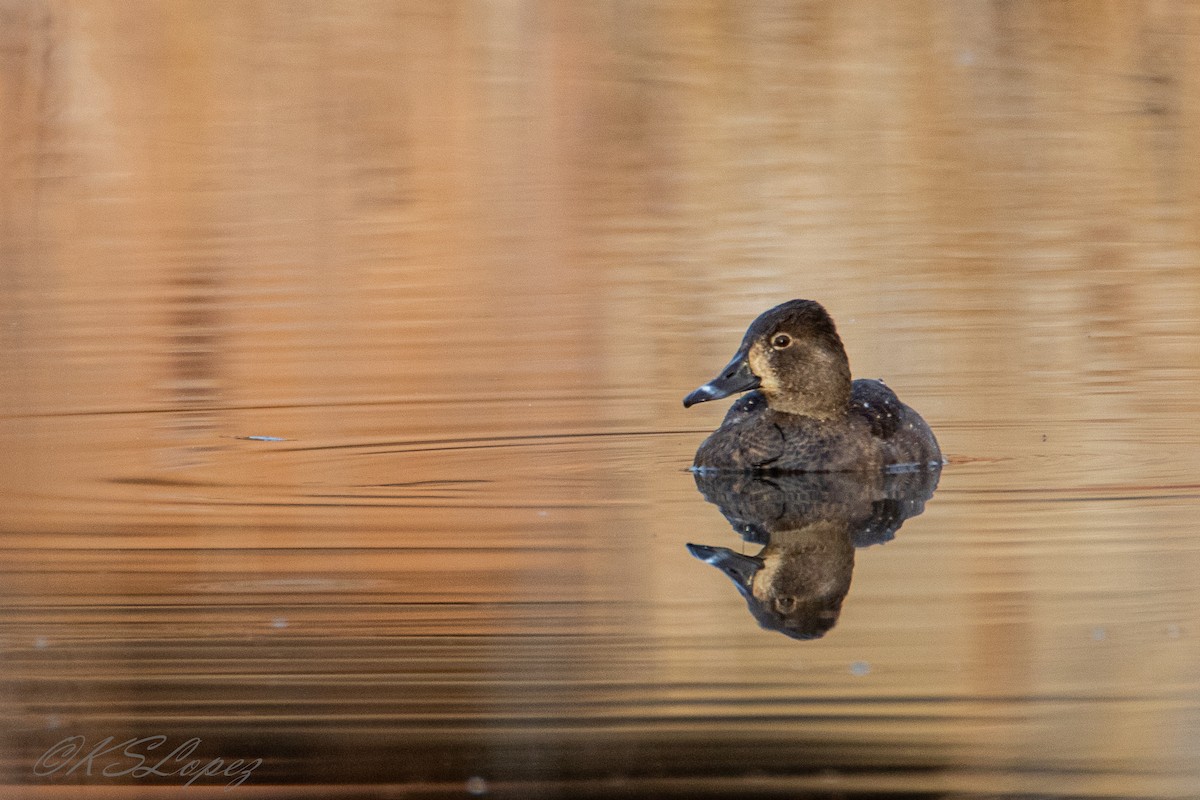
[771,333,792,349]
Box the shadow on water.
[688,469,940,640]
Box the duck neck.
[765,349,852,420]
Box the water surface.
[3,3,1200,797]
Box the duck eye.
[771,333,792,349]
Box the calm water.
[4,3,1200,798]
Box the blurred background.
[3,1,1200,797]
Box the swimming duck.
[683,299,942,472]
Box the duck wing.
[848,379,905,439]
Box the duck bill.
[683,352,760,407]
[686,543,763,600]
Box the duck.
[683,299,942,472]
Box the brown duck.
[683,299,943,472]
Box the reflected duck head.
[683,299,852,419]
[687,536,852,640]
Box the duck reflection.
[687,469,939,639]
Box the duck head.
[683,299,852,418]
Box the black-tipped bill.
[686,543,763,597]
[682,353,760,408]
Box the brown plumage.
[683,300,942,472]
